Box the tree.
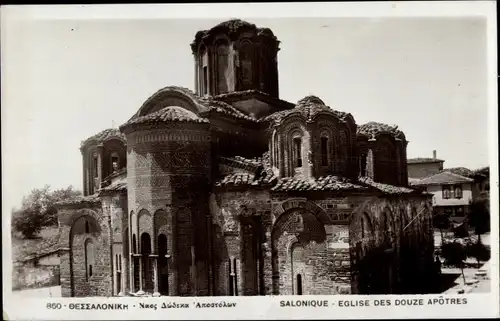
[11,185,82,239]
[441,241,468,284]
[433,212,450,246]
[468,191,490,242]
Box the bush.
[466,240,491,265]
[441,241,467,267]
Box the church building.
[56,19,435,297]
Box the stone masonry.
[56,19,434,297]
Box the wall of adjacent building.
[427,183,472,207]
[407,162,443,178]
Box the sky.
[1,10,492,209]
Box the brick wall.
[57,206,113,297]
[125,124,211,296]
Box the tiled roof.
[407,157,444,164]
[121,106,208,130]
[81,128,125,147]
[56,194,101,206]
[437,167,474,178]
[410,171,473,186]
[199,97,256,121]
[357,177,416,194]
[357,121,406,140]
[262,95,352,124]
[15,230,62,263]
[215,152,278,187]
[272,175,367,192]
[99,178,127,194]
[213,90,295,111]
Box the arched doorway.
[157,234,169,295]
[141,233,153,293]
[271,206,327,295]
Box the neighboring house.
[407,150,444,178]
[410,171,474,226]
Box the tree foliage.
[12,185,82,239]
[441,241,468,283]
[469,191,490,236]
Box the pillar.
[137,254,144,295]
[97,144,104,190]
[152,255,160,296]
[206,214,214,295]
[81,149,88,196]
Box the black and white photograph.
[2,2,498,320]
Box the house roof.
[357,121,406,140]
[410,171,473,186]
[436,167,474,178]
[407,157,444,164]
[14,229,62,263]
[81,128,125,148]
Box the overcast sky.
[1,11,491,208]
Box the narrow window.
[360,154,367,176]
[361,217,365,238]
[321,137,328,166]
[293,137,302,167]
[93,155,98,178]
[296,274,303,295]
[203,66,208,95]
[85,221,90,234]
[111,153,119,172]
[454,185,462,199]
[85,239,95,281]
[233,258,238,296]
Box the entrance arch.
[271,203,328,295]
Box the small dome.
[297,95,325,107]
[120,106,208,132]
[357,121,405,140]
[81,128,125,148]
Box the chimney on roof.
[433,150,437,159]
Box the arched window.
[141,233,153,293]
[293,137,302,168]
[110,152,120,172]
[272,130,278,167]
[132,234,137,254]
[228,258,238,296]
[359,152,367,177]
[92,153,98,178]
[339,131,348,172]
[157,234,169,295]
[84,238,95,281]
[321,136,329,166]
[199,46,209,95]
[239,41,253,90]
[216,40,229,94]
[296,274,303,295]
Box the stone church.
[56,19,434,297]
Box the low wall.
[12,265,60,291]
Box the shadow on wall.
[212,224,230,296]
